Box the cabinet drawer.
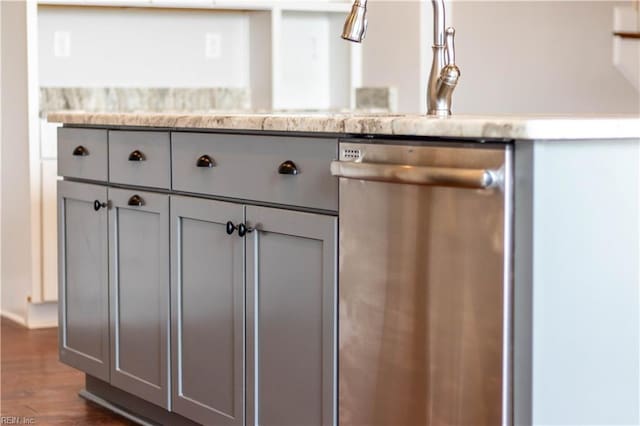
[109,131,171,189]
[58,128,108,181]
[172,133,338,211]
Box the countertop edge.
[47,112,640,141]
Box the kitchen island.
[49,111,640,426]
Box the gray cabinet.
[108,188,170,409]
[246,205,337,426]
[57,128,339,425]
[58,181,110,381]
[170,195,245,426]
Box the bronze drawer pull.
[196,155,215,168]
[127,195,144,207]
[278,160,298,175]
[73,145,89,156]
[128,150,146,162]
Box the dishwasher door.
[332,141,512,426]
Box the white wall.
[279,12,333,109]
[277,11,352,110]
[38,6,356,110]
[1,0,34,324]
[361,0,428,113]
[453,1,639,114]
[362,1,640,114]
[38,6,251,87]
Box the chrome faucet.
[342,0,460,116]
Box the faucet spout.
[432,0,446,47]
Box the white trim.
[1,310,28,327]
[27,301,58,328]
[0,303,58,329]
[270,7,282,110]
[37,0,352,13]
[27,0,42,304]
[418,0,428,115]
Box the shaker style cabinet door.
[246,205,337,426]
[170,196,245,426]
[108,188,170,409]
[58,181,110,381]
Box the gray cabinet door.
[246,206,337,426]
[58,181,110,381]
[108,188,170,409]
[170,196,245,426]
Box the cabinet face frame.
[57,180,110,381]
[169,195,246,426]
[108,188,170,409]
[245,205,337,426]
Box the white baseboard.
[1,302,58,329]
[27,301,58,328]
[0,310,28,327]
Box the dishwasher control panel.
[341,148,363,161]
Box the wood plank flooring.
[1,317,135,425]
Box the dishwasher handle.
[330,160,501,189]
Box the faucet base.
[427,46,460,117]
[427,44,447,115]
[428,109,452,117]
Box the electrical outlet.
[205,33,222,58]
[54,31,71,57]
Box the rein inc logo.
[0,417,35,425]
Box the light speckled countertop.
[47,111,640,140]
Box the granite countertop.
[47,111,640,140]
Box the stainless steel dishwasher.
[331,140,513,426]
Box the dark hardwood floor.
[1,317,135,425]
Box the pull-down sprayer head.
[341,0,368,42]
